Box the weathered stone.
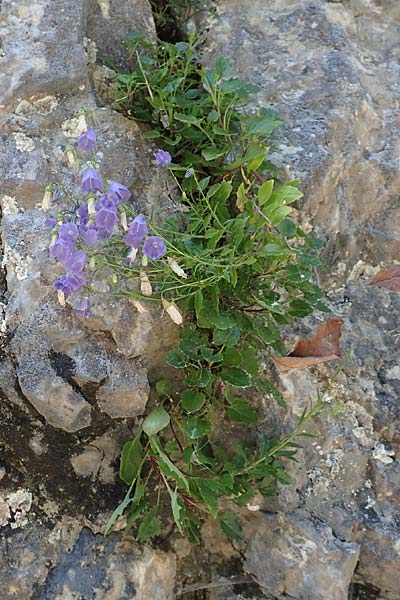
[86,0,156,68]
[244,510,360,599]
[204,0,400,280]
[0,0,89,108]
[96,360,149,419]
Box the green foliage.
[105,35,329,542]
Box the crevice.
[149,0,213,42]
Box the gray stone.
[0,0,90,108]
[96,360,150,419]
[244,510,360,600]
[86,0,156,68]
[204,0,400,279]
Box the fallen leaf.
[272,319,343,372]
[371,266,400,291]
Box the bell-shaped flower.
[74,298,91,317]
[59,222,79,241]
[81,168,104,193]
[77,128,97,153]
[142,236,167,260]
[125,215,148,248]
[154,149,172,168]
[63,250,87,274]
[108,181,131,204]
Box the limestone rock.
[204,0,400,279]
[244,510,360,600]
[96,360,149,419]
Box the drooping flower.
[120,211,128,232]
[81,168,104,193]
[125,215,148,248]
[49,237,75,262]
[185,168,194,178]
[58,222,79,241]
[126,247,138,264]
[95,204,117,232]
[51,186,64,204]
[131,299,147,313]
[77,128,97,153]
[63,250,87,274]
[108,181,131,203]
[80,227,98,247]
[154,149,172,168]
[142,236,167,260]
[42,189,52,211]
[54,270,85,295]
[74,297,91,317]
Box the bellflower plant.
[46,34,331,545]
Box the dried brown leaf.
[371,266,400,291]
[273,318,343,372]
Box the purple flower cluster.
[50,130,170,315]
[125,215,166,261]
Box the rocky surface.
[0,0,399,599]
[204,1,400,599]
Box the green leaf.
[186,516,201,544]
[213,326,241,347]
[142,129,161,139]
[137,509,162,542]
[174,112,200,124]
[202,147,226,161]
[260,243,293,256]
[194,289,203,322]
[258,180,274,206]
[181,389,206,413]
[170,488,185,535]
[142,406,170,436]
[219,511,243,541]
[241,344,259,377]
[185,366,212,388]
[222,347,242,367]
[120,431,143,485]
[150,437,189,491]
[245,144,268,171]
[226,399,258,424]
[155,379,173,398]
[194,479,218,517]
[220,368,252,388]
[166,350,188,368]
[184,416,211,439]
[104,486,133,536]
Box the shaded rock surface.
[0,0,399,599]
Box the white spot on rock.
[13,133,35,153]
[372,443,395,465]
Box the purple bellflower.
[108,181,131,204]
[45,217,57,229]
[54,271,85,295]
[81,168,104,194]
[80,227,98,247]
[154,149,172,168]
[58,222,79,241]
[77,128,97,153]
[142,236,167,260]
[125,215,148,248]
[96,204,117,232]
[50,237,75,262]
[63,250,87,274]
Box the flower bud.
[127,247,138,263]
[112,273,118,284]
[42,188,52,211]
[77,113,88,135]
[141,254,148,268]
[120,211,128,231]
[167,257,187,279]
[89,256,96,269]
[57,290,66,306]
[162,298,183,325]
[140,271,152,296]
[87,197,96,216]
[66,147,75,167]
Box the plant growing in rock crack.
[45,36,332,543]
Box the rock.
[244,510,360,600]
[96,359,150,419]
[0,515,175,600]
[0,0,89,108]
[204,0,400,280]
[86,0,156,68]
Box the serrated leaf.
[220,368,252,388]
[142,406,170,436]
[155,379,173,398]
[226,398,258,424]
[213,326,241,347]
[219,511,243,541]
[166,350,188,368]
[137,509,161,542]
[120,431,143,485]
[185,366,212,388]
[222,347,242,367]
